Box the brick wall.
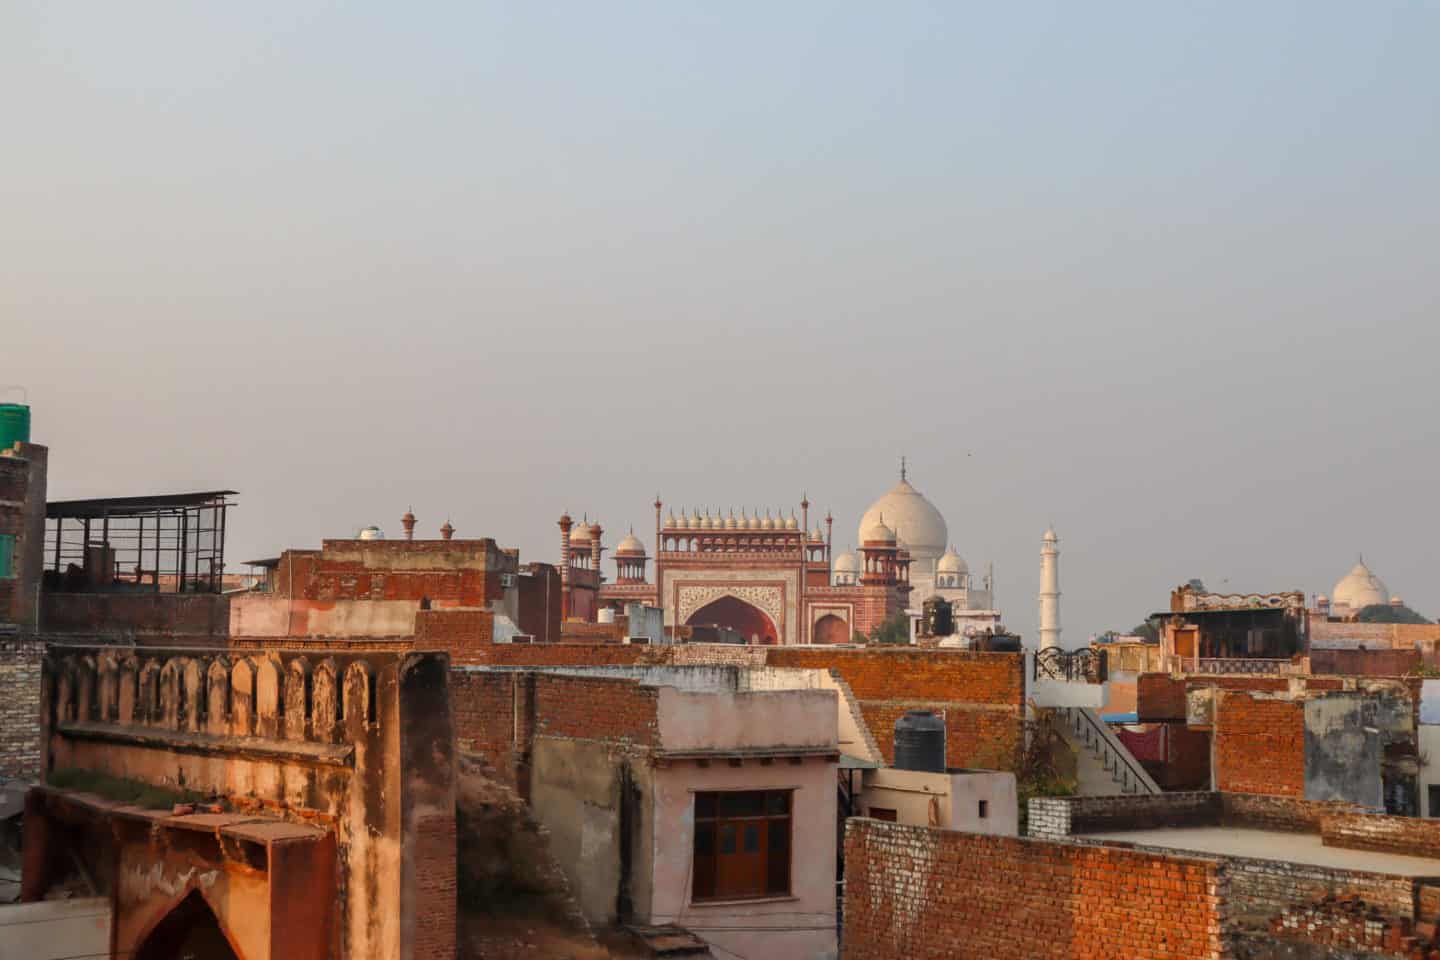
[1309,648,1421,677]
[39,592,230,639]
[453,644,1027,769]
[532,675,658,745]
[1321,813,1440,859]
[416,609,496,663]
[0,634,42,778]
[412,812,457,960]
[1214,691,1305,797]
[843,817,1222,959]
[450,670,658,786]
[1136,674,1187,722]
[767,648,1026,770]
[1028,792,1222,839]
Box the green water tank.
[0,403,31,451]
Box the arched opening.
[812,614,849,645]
[135,890,240,960]
[686,596,777,645]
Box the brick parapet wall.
[1321,813,1440,860]
[416,609,495,663]
[531,674,658,746]
[0,634,42,778]
[1309,648,1422,677]
[1030,793,1367,840]
[454,643,1027,770]
[842,817,1223,959]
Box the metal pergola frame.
[44,491,237,594]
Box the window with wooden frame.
[692,790,792,901]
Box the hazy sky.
[4,2,1437,644]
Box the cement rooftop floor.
[1086,827,1440,877]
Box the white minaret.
[1039,526,1061,650]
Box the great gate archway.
[686,595,778,644]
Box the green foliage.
[867,611,911,645]
[48,768,206,810]
[1131,621,1160,643]
[1356,603,1432,625]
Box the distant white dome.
[665,511,678,529]
[858,476,947,562]
[357,525,385,541]
[1332,560,1389,612]
[763,512,777,530]
[784,513,799,531]
[862,517,896,544]
[833,551,859,574]
[615,533,645,555]
[937,546,968,575]
[569,524,591,543]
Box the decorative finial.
[900,455,907,482]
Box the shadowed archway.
[135,890,240,960]
[812,614,849,645]
[686,596,778,645]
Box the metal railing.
[1191,657,1288,675]
[1058,706,1158,795]
[1033,647,1108,683]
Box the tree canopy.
[1356,603,1432,625]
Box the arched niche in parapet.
[76,655,96,723]
[182,658,205,733]
[138,660,161,727]
[230,657,256,737]
[342,660,373,739]
[205,657,230,736]
[312,659,339,743]
[284,656,311,741]
[97,651,119,723]
[254,656,283,739]
[159,658,185,731]
[54,657,77,725]
[118,656,139,726]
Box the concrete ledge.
[56,721,354,767]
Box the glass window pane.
[719,791,764,817]
[719,823,737,855]
[765,791,790,815]
[743,823,760,853]
[768,820,789,853]
[766,824,791,895]
[695,823,714,856]
[695,793,717,819]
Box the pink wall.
[648,761,838,960]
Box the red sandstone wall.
[1215,692,1305,797]
[842,818,1221,960]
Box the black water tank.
[893,710,946,773]
[923,596,954,637]
[972,629,1022,653]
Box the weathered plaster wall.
[1303,694,1386,809]
[529,737,630,926]
[655,687,836,753]
[651,760,838,960]
[860,767,1018,836]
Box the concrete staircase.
[1054,707,1160,796]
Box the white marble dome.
[615,532,645,555]
[937,546,968,575]
[858,477,947,562]
[862,517,896,544]
[1332,560,1389,612]
[833,551,859,574]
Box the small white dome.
[862,517,896,544]
[764,512,777,530]
[784,513,799,530]
[1333,560,1389,612]
[357,525,385,541]
[569,525,591,543]
[706,513,721,530]
[833,551,859,574]
[665,511,678,529]
[937,546,968,575]
[615,532,645,555]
